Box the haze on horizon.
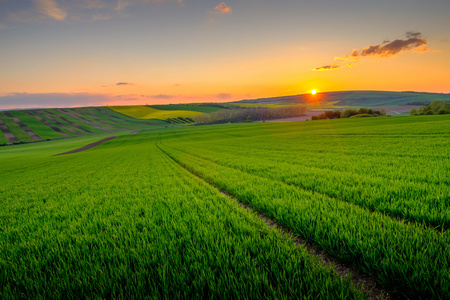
[1,0,449,110]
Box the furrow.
[155,142,389,300]
[170,145,448,231]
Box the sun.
[311,89,317,95]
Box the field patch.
[109,105,202,120]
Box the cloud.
[406,31,422,39]
[116,82,133,86]
[147,94,175,99]
[216,93,232,99]
[344,32,429,59]
[115,0,131,12]
[312,65,340,71]
[34,0,67,20]
[0,93,112,110]
[211,3,232,14]
[316,32,429,71]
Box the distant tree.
[410,108,418,115]
[380,109,386,116]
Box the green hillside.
[235,90,450,107]
[0,107,162,145]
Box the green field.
[109,105,203,120]
[1,115,449,298]
[0,107,163,145]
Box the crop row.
[166,140,449,229]
[0,133,364,299]
[159,142,449,299]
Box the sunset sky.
[1,0,449,109]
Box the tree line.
[311,108,386,120]
[410,101,450,115]
[194,106,307,124]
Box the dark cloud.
[359,36,428,57]
[406,31,422,39]
[116,82,133,86]
[320,32,429,71]
[312,65,340,71]
[344,32,428,59]
[0,93,111,110]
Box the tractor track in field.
[4,112,42,142]
[53,136,117,156]
[155,142,390,300]
[169,145,448,231]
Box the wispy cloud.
[211,3,232,14]
[34,0,67,21]
[116,82,133,86]
[216,93,232,99]
[312,65,340,71]
[315,32,429,71]
[115,0,131,12]
[0,93,111,110]
[147,94,175,99]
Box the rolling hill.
[234,90,450,107]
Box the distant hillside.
[0,107,161,146]
[0,104,225,146]
[233,91,450,108]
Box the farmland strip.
[25,112,71,137]
[130,130,140,134]
[0,118,18,144]
[56,115,94,133]
[156,142,389,300]
[57,109,113,132]
[76,108,130,129]
[53,136,117,156]
[4,112,42,142]
[43,114,81,134]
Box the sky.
[1,0,450,109]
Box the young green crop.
[8,111,64,140]
[0,112,33,143]
[0,132,365,299]
[157,115,450,299]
